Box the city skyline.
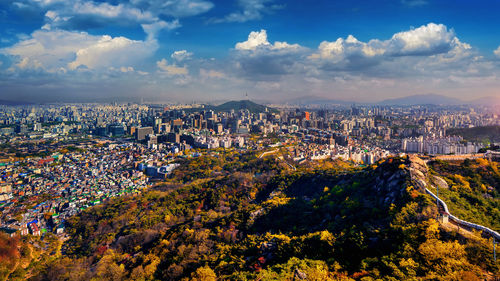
[1,0,500,103]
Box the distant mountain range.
[283,94,500,106]
[379,94,500,106]
[0,94,498,107]
[284,96,354,106]
[377,94,463,105]
[467,95,500,105]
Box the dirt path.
[441,220,477,239]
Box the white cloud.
[309,35,385,61]
[141,20,181,40]
[108,66,136,73]
[69,35,155,70]
[229,23,492,85]
[72,1,156,22]
[388,23,455,56]
[494,46,500,57]
[21,0,66,7]
[15,57,43,70]
[171,50,193,62]
[235,29,300,51]
[15,0,199,40]
[39,1,158,31]
[212,0,280,23]
[309,23,463,62]
[232,30,306,80]
[17,0,213,19]
[156,58,188,76]
[2,29,157,72]
[129,0,214,18]
[120,66,134,73]
[235,30,270,50]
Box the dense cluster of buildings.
[0,102,498,237]
[0,142,177,237]
[402,136,485,155]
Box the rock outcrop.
[432,175,449,189]
[408,155,429,192]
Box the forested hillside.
[428,159,500,230]
[2,152,499,280]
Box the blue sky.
[0,0,499,103]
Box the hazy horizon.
[1,0,500,103]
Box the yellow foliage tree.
[418,239,481,279]
[190,265,217,281]
[92,249,125,281]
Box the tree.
[93,249,125,281]
[190,266,217,281]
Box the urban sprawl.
[0,102,499,238]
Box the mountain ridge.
[377,94,462,105]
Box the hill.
[428,158,500,230]
[212,100,278,114]
[378,94,462,105]
[10,153,497,281]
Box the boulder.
[432,176,448,189]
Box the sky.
[0,0,500,103]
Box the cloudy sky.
[0,0,499,103]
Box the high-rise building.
[136,127,154,141]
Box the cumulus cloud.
[235,29,301,51]
[231,29,308,80]
[228,23,492,85]
[388,23,456,56]
[68,35,156,70]
[1,20,498,103]
[310,35,384,62]
[14,0,213,20]
[171,50,193,62]
[2,29,157,72]
[310,23,458,61]
[15,57,43,70]
[494,46,500,57]
[11,0,211,39]
[142,20,181,40]
[302,23,483,78]
[211,0,281,23]
[157,58,188,75]
[37,1,158,30]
